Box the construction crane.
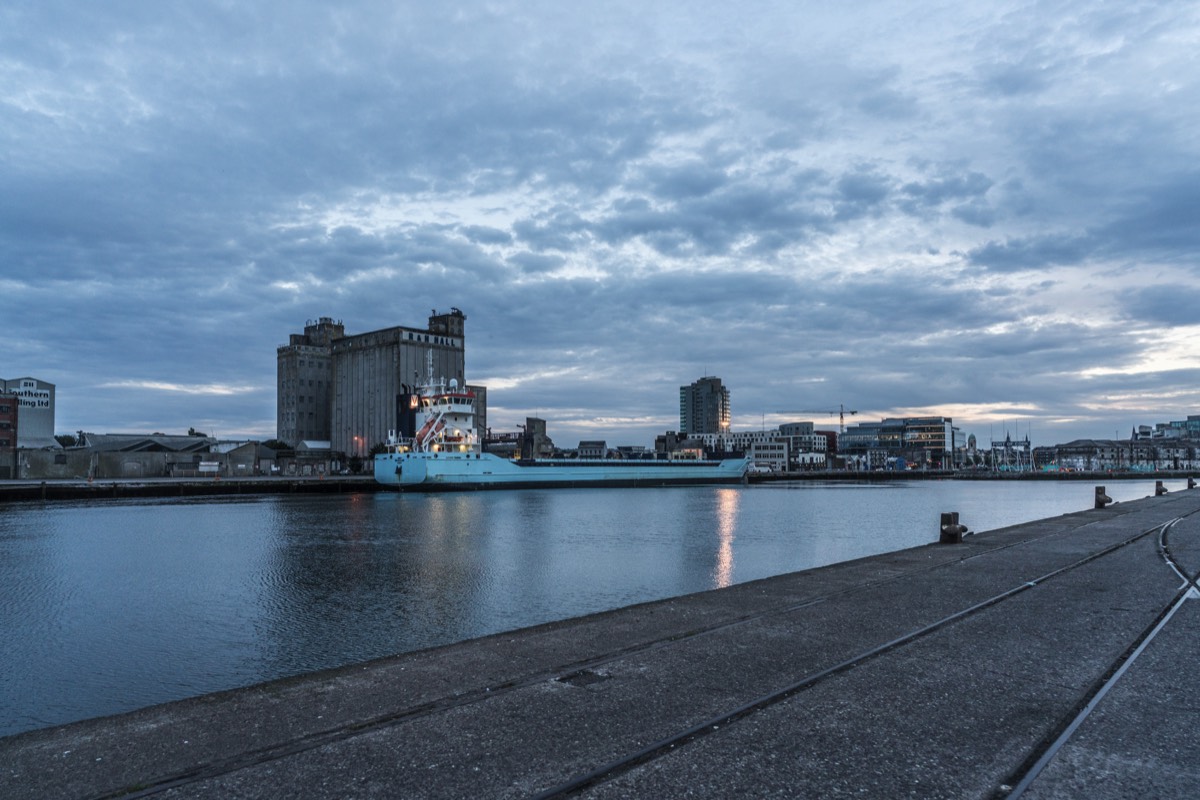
[787,404,859,433]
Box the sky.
[3,1,1199,448]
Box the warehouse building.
[277,308,484,457]
[0,377,57,449]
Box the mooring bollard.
[939,511,967,544]
[1156,480,1167,496]
[1189,477,1196,490]
[1095,486,1113,508]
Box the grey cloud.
[1097,174,1200,262]
[967,235,1092,272]
[978,61,1053,97]
[1120,286,1200,326]
[901,171,993,207]
[459,225,513,246]
[857,87,919,119]
[591,170,841,256]
[834,169,893,221]
[950,201,997,227]
[508,252,565,274]
[642,161,729,199]
[512,208,591,252]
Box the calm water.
[0,479,1180,737]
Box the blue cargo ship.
[373,362,749,490]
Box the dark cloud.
[458,225,513,246]
[643,161,729,200]
[508,252,565,274]
[835,168,893,220]
[901,170,993,208]
[1119,286,1200,326]
[966,235,1092,272]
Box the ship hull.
[374,451,749,490]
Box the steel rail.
[1000,514,1200,798]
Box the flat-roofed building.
[278,309,481,456]
[277,318,343,447]
[0,377,56,449]
[0,392,16,478]
[840,416,958,468]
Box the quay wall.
[749,468,1197,483]
[0,476,382,503]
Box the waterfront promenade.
[3,489,1198,798]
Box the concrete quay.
[0,475,382,503]
[4,490,1199,799]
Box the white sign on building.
[1,376,57,448]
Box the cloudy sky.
[3,1,1198,448]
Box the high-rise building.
[277,309,480,455]
[679,376,730,435]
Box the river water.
[0,478,1181,738]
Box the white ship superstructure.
[374,357,749,490]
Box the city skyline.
[4,2,1198,448]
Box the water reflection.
[713,488,739,588]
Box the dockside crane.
[787,404,859,433]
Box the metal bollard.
[939,511,967,543]
[1189,477,1196,490]
[1156,480,1167,496]
[1095,486,1113,509]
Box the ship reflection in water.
[0,479,1184,737]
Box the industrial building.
[277,308,485,456]
[0,391,16,479]
[679,376,730,435]
[0,377,57,449]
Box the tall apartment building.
[679,376,730,435]
[277,309,480,456]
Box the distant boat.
[373,359,749,491]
